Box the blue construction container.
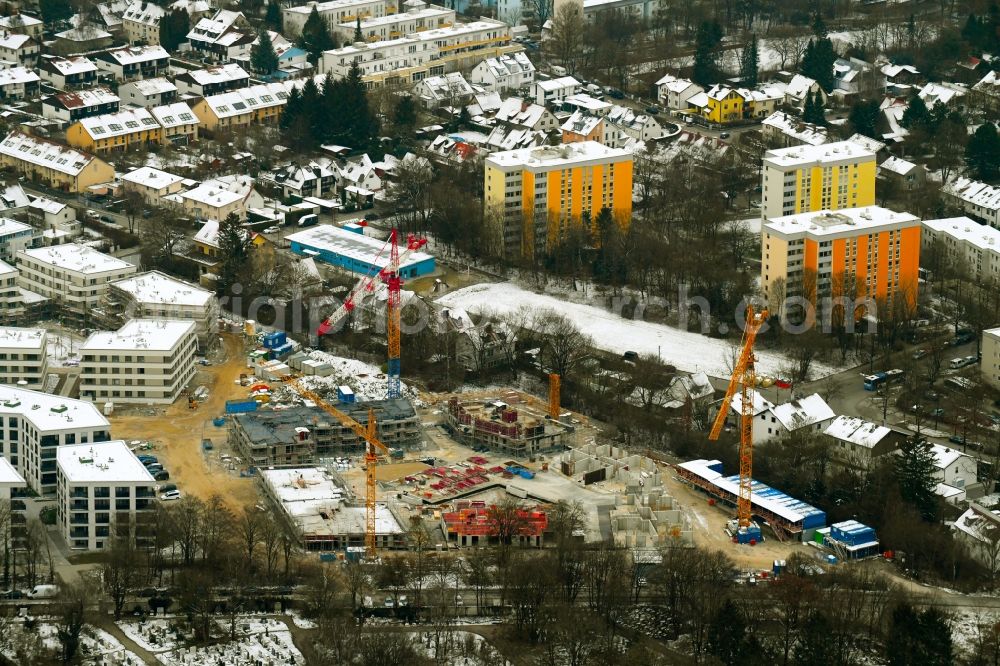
[213,417,226,427]
[831,520,877,546]
[272,341,294,357]
[225,399,258,414]
[337,386,356,404]
[262,331,287,349]
[736,524,762,544]
[519,470,535,479]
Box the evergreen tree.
[848,99,881,138]
[916,607,953,666]
[740,34,758,87]
[692,20,723,87]
[217,213,253,295]
[264,0,281,31]
[158,8,189,52]
[319,71,346,143]
[803,90,826,124]
[39,0,73,25]
[250,29,279,75]
[812,11,827,39]
[901,94,932,129]
[393,95,417,133]
[299,6,334,63]
[354,16,363,43]
[794,611,836,663]
[894,438,940,521]
[886,605,953,666]
[707,599,746,666]
[803,89,816,122]
[966,122,1000,180]
[299,75,324,141]
[280,84,302,131]
[339,61,379,147]
[801,36,837,92]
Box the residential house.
[0,327,48,389]
[783,74,825,109]
[0,14,43,38]
[561,111,603,144]
[0,132,115,193]
[918,81,966,110]
[53,22,113,55]
[952,503,1000,571]
[338,158,382,194]
[189,82,290,131]
[494,96,559,132]
[174,64,250,97]
[38,55,98,89]
[687,84,744,124]
[121,0,164,44]
[983,327,1000,389]
[482,125,546,152]
[192,218,263,267]
[922,217,1000,287]
[833,57,883,101]
[881,62,921,94]
[94,45,169,82]
[186,9,252,60]
[267,160,338,199]
[532,76,581,106]
[878,156,925,192]
[66,107,163,155]
[972,69,1000,112]
[149,102,199,145]
[176,175,263,221]
[118,78,176,108]
[931,443,979,503]
[0,66,39,101]
[470,52,535,92]
[0,218,35,263]
[761,111,828,147]
[121,166,188,205]
[413,72,475,109]
[655,74,703,110]
[42,89,120,124]
[942,177,1000,229]
[0,31,39,67]
[28,197,79,245]
[664,371,715,417]
[824,415,907,474]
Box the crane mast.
[708,306,768,536]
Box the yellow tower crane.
[708,306,768,543]
[284,378,388,559]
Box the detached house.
[470,52,535,92]
[720,391,835,445]
[121,0,164,45]
[186,9,252,60]
[94,45,170,82]
[174,63,250,97]
[38,55,98,89]
[0,31,39,67]
[118,78,177,108]
[655,74,703,110]
[0,67,39,101]
[824,415,907,474]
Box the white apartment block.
[56,440,156,550]
[283,0,391,38]
[333,1,454,43]
[0,217,35,263]
[0,261,24,326]
[984,327,1000,390]
[0,327,47,389]
[80,319,197,405]
[943,177,1000,229]
[0,386,111,495]
[104,271,219,348]
[16,244,137,322]
[320,19,514,88]
[761,140,876,219]
[922,217,1000,285]
[0,457,26,550]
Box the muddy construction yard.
[109,333,259,510]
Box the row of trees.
[280,65,379,151]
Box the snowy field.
[118,617,301,665]
[436,283,838,379]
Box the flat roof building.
[260,466,406,551]
[761,140,876,220]
[287,225,435,278]
[80,319,197,405]
[282,0,392,38]
[922,217,1000,286]
[16,243,137,323]
[56,441,156,550]
[0,327,48,390]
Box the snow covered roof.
[149,102,197,128]
[417,72,474,101]
[930,443,969,470]
[0,15,41,30]
[561,110,602,136]
[122,0,165,25]
[944,176,1000,212]
[287,224,433,271]
[0,326,45,350]
[823,415,893,449]
[99,44,169,66]
[484,125,547,151]
[201,82,289,119]
[495,97,549,127]
[764,207,920,239]
[48,87,119,110]
[974,69,1000,95]
[0,131,101,177]
[40,55,98,76]
[729,389,773,416]
[187,9,245,45]
[77,107,159,141]
[763,139,875,168]
[655,73,699,92]
[881,63,919,78]
[923,216,1000,253]
[846,133,886,153]
[761,111,828,146]
[953,504,1000,544]
[477,52,534,79]
[57,440,154,484]
[112,270,213,307]
[0,217,31,238]
[21,243,133,274]
[56,22,112,41]
[27,197,66,214]
[486,141,632,169]
[126,77,176,96]
[770,393,835,431]
[0,31,32,49]
[918,81,966,106]
[0,456,23,486]
[879,155,919,176]
[785,74,818,100]
[83,318,194,352]
[0,66,38,87]
[536,76,580,92]
[0,183,29,210]
[0,386,108,432]
[178,63,249,86]
[122,165,184,189]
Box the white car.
[160,490,182,501]
[263,225,280,234]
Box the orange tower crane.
[708,306,768,536]
[284,378,388,558]
[548,373,560,420]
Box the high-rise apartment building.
[761,140,876,219]
[761,206,921,313]
[484,141,633,258]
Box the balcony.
[69,500,88,511]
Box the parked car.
[99,215,115,224]
[931,408,945,417]
[0,589,22,599]
[607,88,625,99]
[912,348,930,360]
[145,464,164,474]
[263,225,280,234]
[137,455,157,464]
[719,131,731,139]
[297,213,318,227]
[645,105,661,115]
[153,470,170,481]
[384,595,394,608]
[366,213,380,221]
[949,355,977,370]
[953,331,976,346]
[27,585,59,599]
[157,483,177,493]
[160,490,182,501]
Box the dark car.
[366,213,380,221]
[154,470,170,481]
[954,332,976,345]
[948,435,966,445]
[158,483,177,493]
[646,105,661,115]
[607,88,625,99]
[1,589,22,599]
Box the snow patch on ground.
[300,350,418,402]
[1,621,139,663]
[435,283,838,379]
[285,610,318,629]
[118,616,301,665]
[43,327,85,368]
[951,610,1000,662]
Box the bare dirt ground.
[109,333,259,510]
[373,461,430,482]
[659,463,814,570]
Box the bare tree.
[168,495,203,566]
[536,310,592,381]
[259,513,282,582]
[545,3,586,74]
[486,497,530,566]
[198,494,233,567]
[238,506,263,572]
[102,534,142,620]
[55,582,88,665]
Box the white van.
[27,584,59,599]
[297,213,319,227]
[949,355,977,370]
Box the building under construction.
[440,500,548,547]
[677,459,826,542]
[444,397,571,456]
[229,399,421,467]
